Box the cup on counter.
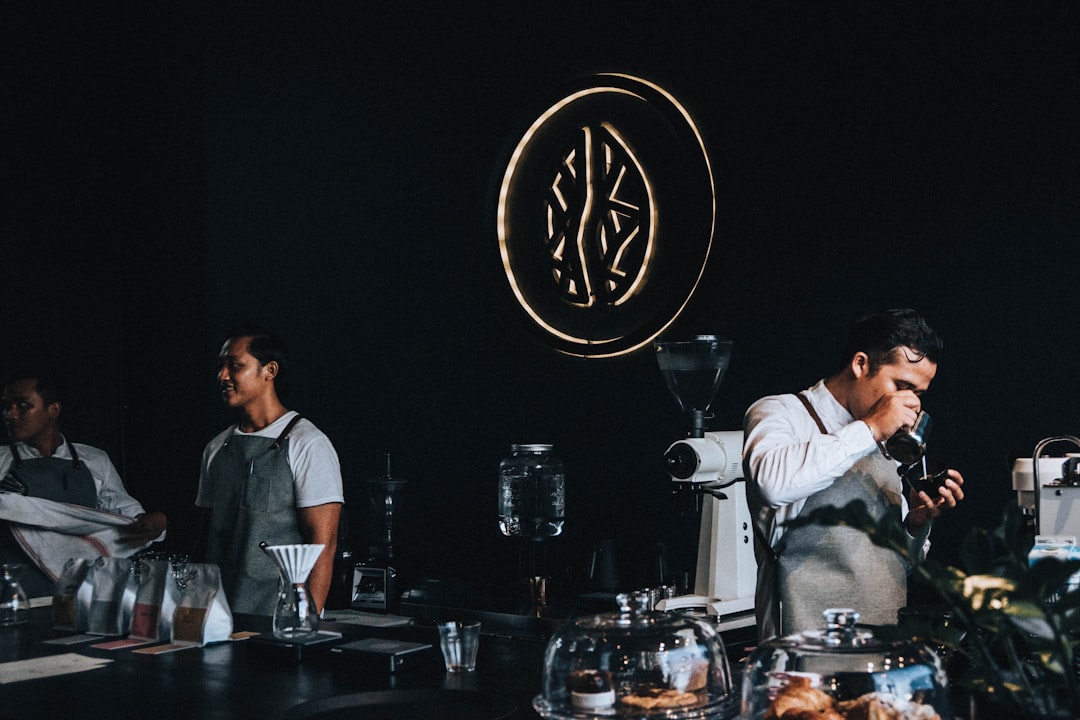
[437,620,480,673]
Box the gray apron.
[775,394,906,635]
[205,416,303,615]
[0,442,97,597]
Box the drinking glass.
[437,620,480,672]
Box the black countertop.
[0,607,548,720]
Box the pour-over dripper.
[262,543,324,582]
[260,542,325,638]
[655,335,733,438]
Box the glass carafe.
[1,563,31,626]
[273,570,320,639]
[261,543,324,639]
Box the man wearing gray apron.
[1,367,168,597]
[743,309,966,641]
[196,326,343,616]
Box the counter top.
[0,607,548,720]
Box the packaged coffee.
[129,557,180,641]
[171,563,233,646]
[87,556,134,636]
[52,557,92,631]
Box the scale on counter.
[653,335,756,630]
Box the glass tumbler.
[438,620,481,672]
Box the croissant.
[764,676,836,720]
[779,711,846,720]
[837,693,941,720]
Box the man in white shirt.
[195,325,343,615]
[743,309,965,640]
[1,366,167,597]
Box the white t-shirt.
[195,411,344,509]
[0,437,147,517]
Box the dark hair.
[839,309,943,373]
[2,365,68,406]
[223,324,289,385]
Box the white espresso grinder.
[653,335,756,630]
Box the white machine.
[653,337,756,631]
[1013,435,1080,537]
[661,431,757,630]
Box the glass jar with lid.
[498,443,565,539]
[740,608,952,720]
[534,591,737,719]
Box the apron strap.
[270,414,303,450]
[753,515,780,563]
[66,440,83,470]
[795,392,828,435]
[8,441,81,469]
[220,414,303,450]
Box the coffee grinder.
[352,453,406,612]
[654,335,756,629]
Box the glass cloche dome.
[740,608,952,720]
[534,592,737,719]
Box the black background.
[5,2,1080,599]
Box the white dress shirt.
[743,379,925,552]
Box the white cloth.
[195,411,344,509]
[0,493,151,581]
[0,439,147,517]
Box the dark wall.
[4,4,207,543]
[7,3,1080,595]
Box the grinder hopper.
[655,335,732,439]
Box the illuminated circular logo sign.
[497,74,715,358]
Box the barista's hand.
[905,469,964,534]
[119,512,167,546]
[862,391,921,443]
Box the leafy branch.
[784,500,1080,717]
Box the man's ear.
[263,361,279,381]
[850,352,870,379]
[46,402,62,420]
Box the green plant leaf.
[787,498,1080,716]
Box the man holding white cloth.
[0,366,166,597]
